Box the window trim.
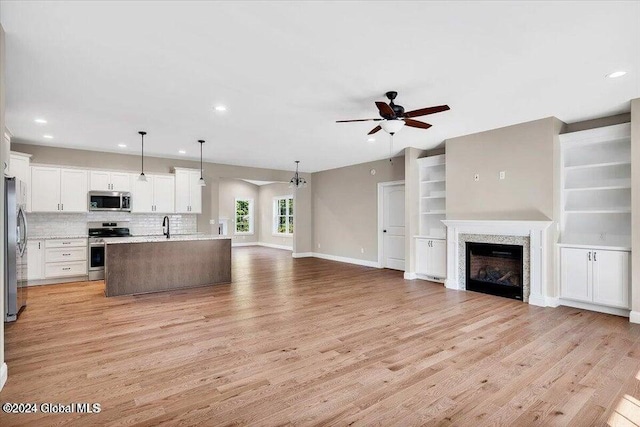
[234,197,254,235]
[273,195,294,236]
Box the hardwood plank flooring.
[1,246,640,426]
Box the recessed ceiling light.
[367,138,375,142]
[34,118,47,124]
[214,105,227,112]
[178,150,186,154]
[118,143,127,148]
[43,135,53,139]
[606,71,627,78]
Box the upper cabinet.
[131,174,175,213]
[31,166,88,212]
[174,168,202,214]
[9,151,32,211]
[90,170,131,192]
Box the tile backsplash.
[26,212,198,238]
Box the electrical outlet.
[474,174,480,182]
[209,219,216,225]
[599,233,606,241]
[317,243,321,249]
[361,247,365,254]
[499,171,506,180]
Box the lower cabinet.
[416,238,447,280]
[560,247,629,309]
[28,238,88,282]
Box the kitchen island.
[104,235,231,297]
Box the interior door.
[560,247,592,302]
[60,169,88,212]
[31,166,61,212]
[110,172,131,192]
[592,250,629,308]
[153,175,175,213]
[382,184,405,270]
[90,170,111,191]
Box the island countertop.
[104,237,231,297]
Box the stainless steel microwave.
[88,191,132,211]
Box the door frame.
[377,180,405,269]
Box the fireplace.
[465,242,524,301]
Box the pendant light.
[289,160,307,189]
[197,140,206,187]
[137,131,147,182]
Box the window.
[273,196,293,235]
[235,198,254,234]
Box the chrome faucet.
[162,216,170,239]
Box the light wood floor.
[2,246,640,426]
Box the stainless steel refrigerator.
[4,177,28,322]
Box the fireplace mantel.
[442,219,553,307]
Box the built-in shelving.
[417,154,446,239]
[559,123,631,250]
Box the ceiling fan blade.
[368,125,382,135]
[404,105,450,118]
[336,118,381,123]
[403,119,432,129]
[375,101,396,118]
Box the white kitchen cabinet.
[174,168,202,213]
[415,237,447,280]
[132,174,174,213]
[32,166,88,212]
[31,166,61,212]
[560,247,629,309]
[9,152,32,211]
[43,238,87,280]
[60,169,88,212]
[27,240,44,281]
[90,170,131,192]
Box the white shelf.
[418,155,447,239]
[564,185,630,192]
[558,242,631,252]
[421,196,445,199]
[564,160,630,171]
[421,179,445,184]
[422,211,446,215]
[565,209,631,214]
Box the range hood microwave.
[88,191,131,212]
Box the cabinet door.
[89,170,111,191]
[27,240,44,281]
[110,172,131,192]
[593,250,630,308]
[60,169,88,212]
[174,170,190,213]
[152,175,175,213]
[427,239,447,279]
[560,248,592,303]
[132,176,154,213]
[31,166,61,212]
[9,154,31,212]
[189,170,202,214]
[415,239,429,274]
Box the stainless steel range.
[88,221,131,281]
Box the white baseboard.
[545,297,560,307]
[232,242,293,251]
[629,311,640,324]
[28,276,89,287]
[528,294,546,307]
[292,252,313,258]
[0,362,7,392]
[559,298,630,318]
[415,274,445,284]
[404,272,417,280]
[312,252,380,268]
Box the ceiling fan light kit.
[380,119,405,135]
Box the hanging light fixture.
[197,140,206,187]
[289,160,307,189]
[137,131,147,182]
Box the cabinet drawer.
[45,261,87,278]
[45,247,87,262]
[45,239,87,248]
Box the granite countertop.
[105,234,230,244]
[28,234,88,240]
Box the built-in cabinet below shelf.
[415,237,446,281]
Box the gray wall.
[446,117,563,221]
[11,141,313,253]
[312,156,404,262]
[259,182,293,248]
[218,179,259,245]
[564,113,630,133]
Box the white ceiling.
[1,1,638,172]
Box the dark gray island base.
[104,237,231,297]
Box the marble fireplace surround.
[442,220,553,307]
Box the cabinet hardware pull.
[62,242,70,245]
[594,252,597,262]
[63,253,70,256]
[62,267,71,270]
[57,203,60,210]
[588,252,591,261]
[61,204,64,210]
[38,242,41,249]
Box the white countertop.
[29,235,88,240]
[105,234,230,244]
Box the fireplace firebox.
[465,242,524,301]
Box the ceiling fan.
[336,91,450,135]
